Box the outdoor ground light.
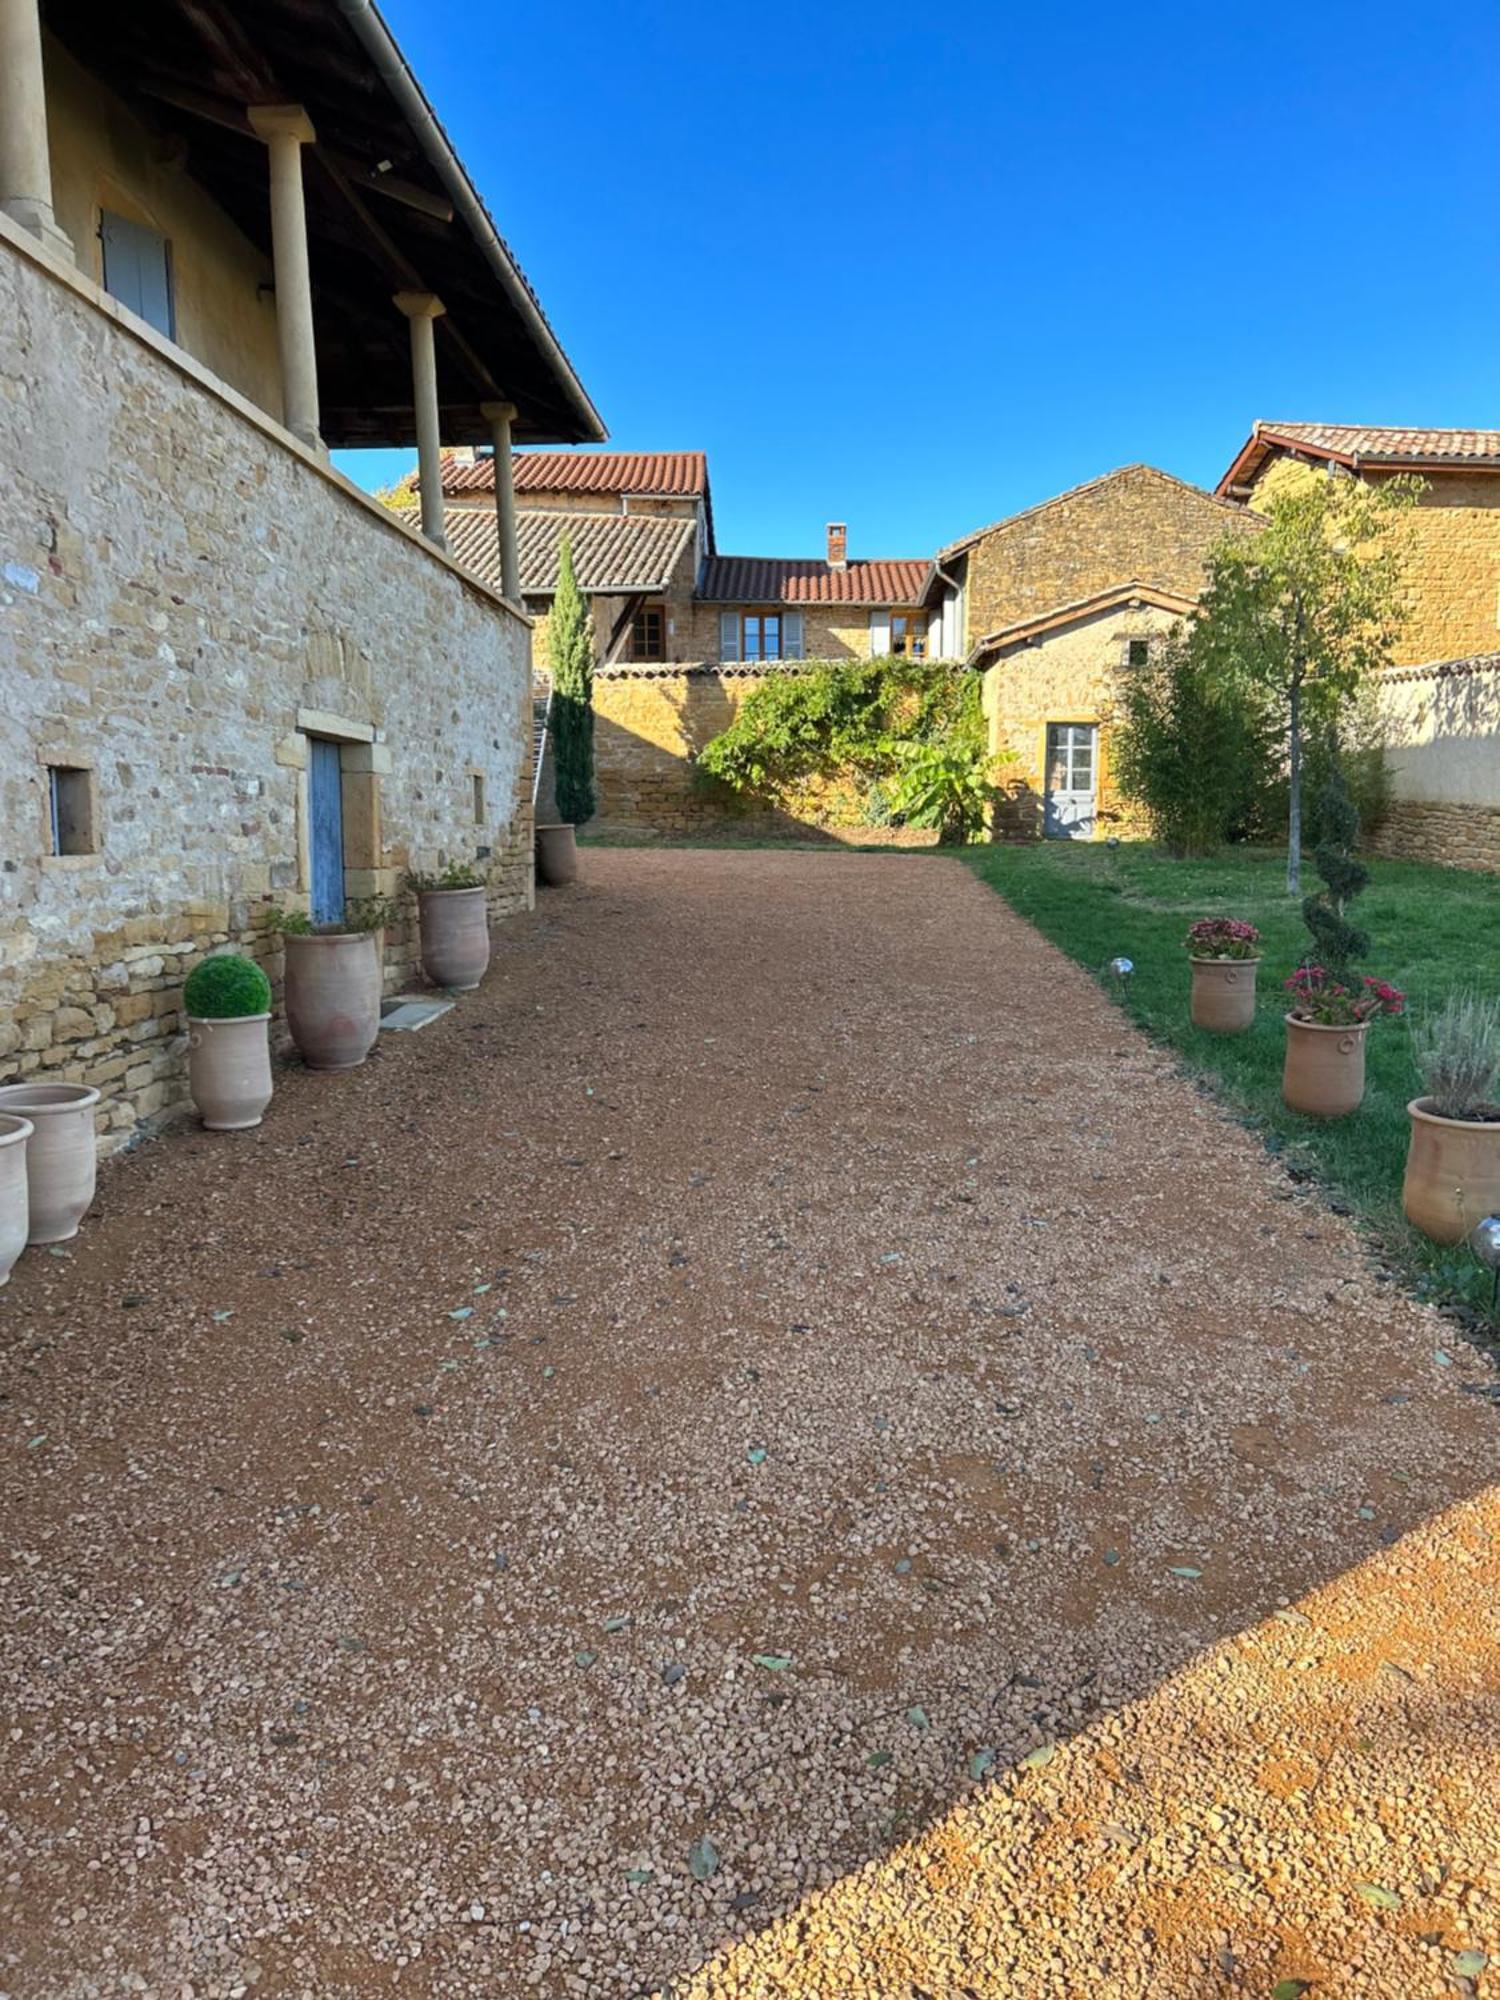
[1471,1215,1500,1311]
[1108,955,1134,994]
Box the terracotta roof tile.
[422,507,695,595]
[437,449,708,497]
[698,555,931,606]
[1218,423,1500,495]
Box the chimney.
[446,445,478,466]
[826,522,848,570]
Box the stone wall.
[1,221,534,1153]
[1249,456,1500,668]
[591,666,938,842]
[1369,800,1500,874]
[960,464,1258,649]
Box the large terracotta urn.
[536,824,579,886]
[0,1113,34,1283]
[1189,957,1261,1034]
[187,1014,274,1130]
[0,1083,102,1242]
[1282,1016,1368,1119]
[1402,1097,1500,1244]
[417,886,490,990]
[282,932,382,1071]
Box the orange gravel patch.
[0,849,1495,1999]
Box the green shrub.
[1411,989,1500,1119]
[1112,629,1271,854]
[407,862,483,891]
[183,953,271,1019]
[268,896,395,936]
[883,739,1001,843]
[696,657,978,806]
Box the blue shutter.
[101,212,175,338]
[783,611,804,660]
[308,740,346,927]
[719,612,739,662]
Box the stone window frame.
[38,751,101,872]
[1123,635,1153,669]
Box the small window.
[630,603,666,662]
[472,773,486,826]
[742,612,783,662]
[100,211,175,339]
[1126,637,1151,668]
[48,766,96,855]
[891,611,929,659]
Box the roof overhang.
[1215,423,1500,499]
[970,582,1199,665]
[42,0,605,447]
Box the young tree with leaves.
[1192,471,1419,893]
[549,534,596,825]
[1112,626,1269,855]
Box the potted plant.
[537,534,591,886]
[269,897,393,1072]
[1184,918,1262,1033]
[1403,991,1500,1243]
[1283,967,1406,1117]
[0,1112,34,1284]
[182,953,274,1130]
[0,1083,102,1243]
[408,863,490,991]
[1282,771,1403,1118]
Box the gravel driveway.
[2,848,1496,1999]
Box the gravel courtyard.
[2,848,1497,1999]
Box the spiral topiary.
[1301,767,1370,978]
[183,953,272,1020]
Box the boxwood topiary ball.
[183,953,272,1020]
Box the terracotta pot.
[0,1114,33,1285]
[0,1083,102,1243]
[536,823,578,886]
[187,1013,273,1130]
[1401,1096,1500,1244]
[418,886,490,990]
[1189,956,1261,1034]
[1281,1014,1368,1119]
[282,931,382,1071]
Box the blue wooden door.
[308,739,346,926]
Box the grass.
[960,840,1500,1340]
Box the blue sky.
[338,0,1500,561]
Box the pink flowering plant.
[1184,917,1261,961]
[1284,966,1406,1027]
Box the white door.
[1044,723,1097,838]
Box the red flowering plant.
[1284,965,1406,1027]
[1184,917,1261,961]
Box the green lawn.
[961,840,1500,1336]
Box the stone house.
[928,465,1260,837]
[1217,423,1500,873]
[1,0,603,1151]
[433,449,711,670]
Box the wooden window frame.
[890,610,929,659]
[741,611,784,662]
[630,602,667,663]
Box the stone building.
[928,466,1260,838]
[1217,423,1500,872]
[1,0,603,1151]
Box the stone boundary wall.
[1363,657,1500,875]
[1,226,534,1152]
[590,663,946,843]
[1368,800,1500,875]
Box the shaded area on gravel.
[1,849,1496,1999]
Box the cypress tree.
[550,535,596,825]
